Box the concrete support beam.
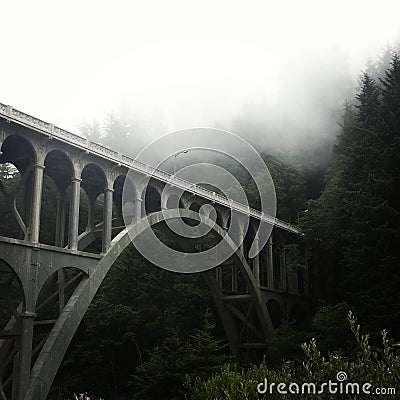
[68,178,81,250]
[102,188,114,252]
[16,311,36,400]
[29,164,45,243]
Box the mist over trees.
[2,43,400,399]
[41,45,399,399]
[301,51,400,337]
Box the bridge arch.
[0,134,37,174]
[24,209,274,399]
[81,163,108,198]
[141,183,162,215]
[43,149,74,192]
[0,135,40,241]
[0,257,25,308]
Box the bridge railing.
[0,103,299,234]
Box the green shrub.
[186,312,399,399]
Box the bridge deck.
[0,102,299,235]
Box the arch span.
[25,209,274,399]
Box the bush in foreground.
[186,312,400,399]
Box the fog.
[1,0,400,156]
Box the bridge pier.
[102,187,114,252]
[16,312,35,400]
[28,163,44,244]
[68,177,81,250]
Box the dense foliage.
[186,313,399,399]
[301,52,400,338]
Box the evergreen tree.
[303,55,400,337]
[129,311,228,400]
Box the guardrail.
[0,102,299,235]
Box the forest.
[1,46,400,399]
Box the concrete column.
[161,190,169,211]
[29,163,45,243]
[267,236,274,289]
[16,311,36,400]
[102,188,114,252]
[68,177,81,250]
[55,191,67,247]
[22,171,33,240]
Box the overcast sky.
[1,0,400,144]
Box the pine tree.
[303,56,400,337]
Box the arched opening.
[0,162,21,239]
[79,164,108,253]
[116,175,139,227]
[81,164,107,199]
[0,135,36,239]
[142,184,161,215]
[113,175,126,218]
[41,150,74,246]
[112,175,128,238]
[0,134,36,175]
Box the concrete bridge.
[0,103,313,400]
